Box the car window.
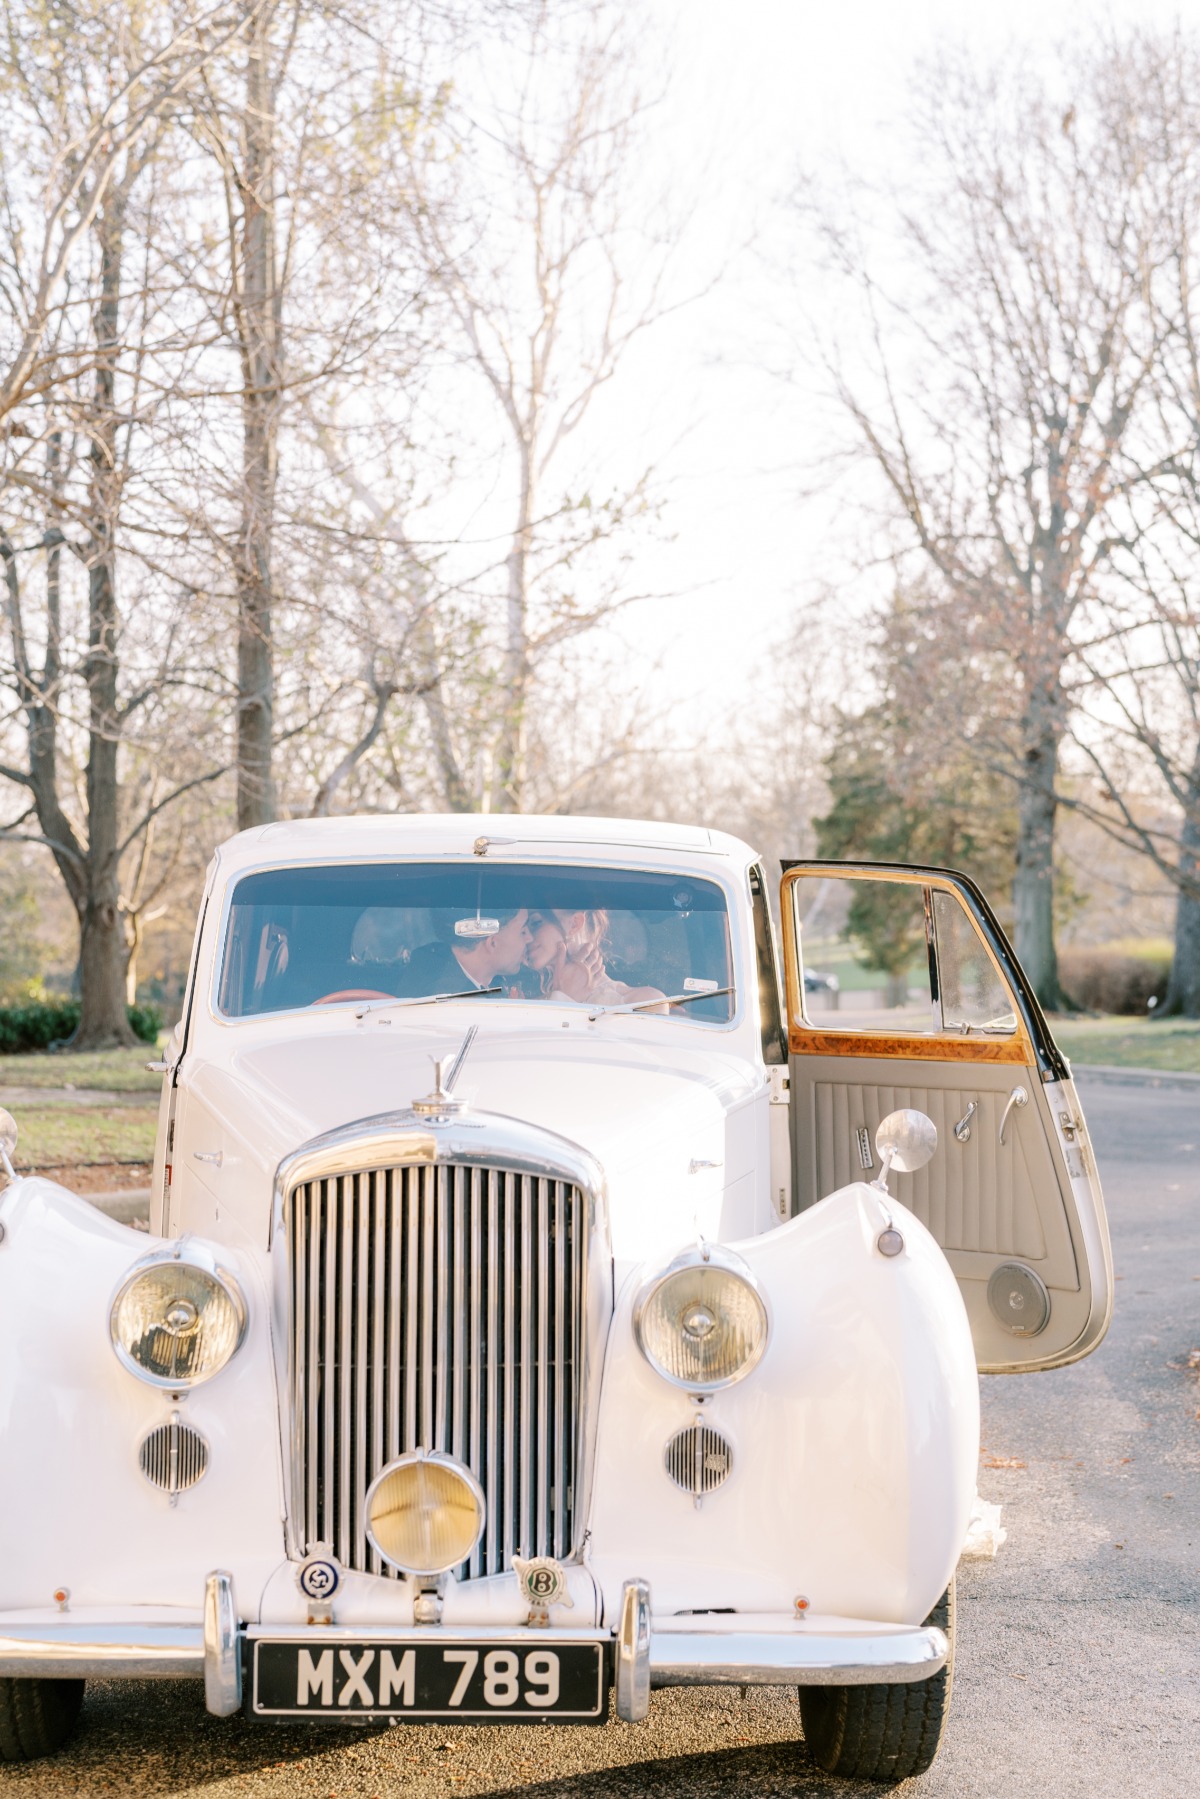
[793,873,1017,1037]
[217,863,734,1023]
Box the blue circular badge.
[298,1556,340,1601]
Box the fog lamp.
[635,1247,768,1391]
[365,1451,486,1575]
[110,1252,246,1388]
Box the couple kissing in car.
[403,907,665,1008]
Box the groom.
[400,908,532,998]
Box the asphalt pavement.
[3,1070,1197,1798]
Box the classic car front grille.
[287,1163,586,1580]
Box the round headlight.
[110,1253,247,1388]
[365,1451,486,1575]
[634,1248,768,1391]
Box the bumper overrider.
[0,1573,949,1725]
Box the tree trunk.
[236,10,279,831]
[1162,752,1200,1017]
[76,196,134,1049]
[496,449,533,812]
[1012,701,1066,1010]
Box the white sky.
[586,0,1190,722]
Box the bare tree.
[391,0,683,812]
[795,43,1187,1005]
[0,6,230,1044]
[991,32,1200,1016]
[0,0,259,424]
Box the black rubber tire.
[798,1582,954,1784]
[0,1678,85,1763]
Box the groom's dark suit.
[398,939,477,997]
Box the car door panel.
[797,1066,1080,1269]
[781,860,1112,1374]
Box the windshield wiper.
[354,986,504,1020]
[587,985,735,1022]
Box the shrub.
[0,1001,162,1054]
[1058,949,1170,1015]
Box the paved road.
[5,1072,1197,1797]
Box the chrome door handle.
[998,1087,1028,1146]
[193,1149,223,1167]
[953,1102,977,1143]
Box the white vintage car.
[0,815,1111,1781]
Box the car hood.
[179,1018,763,1266]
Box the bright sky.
[597,0,1190,723]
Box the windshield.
[217,862,734,1023]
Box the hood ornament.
[411,1026,478,1117]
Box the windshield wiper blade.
[587,985,735,1022]
[354,986,504,1020]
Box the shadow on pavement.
[0,1680,900,1799]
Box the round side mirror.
[875,1108,937,1174]
[0,1106,18,1179]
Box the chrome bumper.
[0,1624,204,1680]
[0,1574,948,1723]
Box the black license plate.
[250,1637,608,1721]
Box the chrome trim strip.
[203,1571,241,1716]
[650,1625,949,1687]
[536,1178,549,1555]
[553,1179,566,1556]
[502,1170,516,1570]
[273,1111,606,1242]
[0,1627,204,1679]
[243,1624,606,1643]
[616,1579,652,1721]
[337,1177,352,1567]
[519,1173,533,1557]
[354,1174,369,1568]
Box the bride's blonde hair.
[553,908,610,954]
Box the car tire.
[0,1678,85,1763]
[798,1581,954,1783]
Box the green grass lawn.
[11,1104,158,1171]
[1050,1014,1200,1073]
[0,1046,162,1093]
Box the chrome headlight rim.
[108,1246,248,1390]
[633,1244,769,1393]
[364,1449,487,1577]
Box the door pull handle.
[953,1102,977,1143]
[998,1086,1028,1145]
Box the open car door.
[780,860,1112,1373]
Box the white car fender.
[0,1178,285,1614]
[585,1180,979,1626]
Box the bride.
[524,909,666,1008]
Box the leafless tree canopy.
[0,0,692,1041]
[795,30,1200,1010]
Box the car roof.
[210,813,758,877]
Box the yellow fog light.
[110,1251,246,1388]
[365,1451,486,1575]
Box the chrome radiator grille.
[287,1163,586,1580]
